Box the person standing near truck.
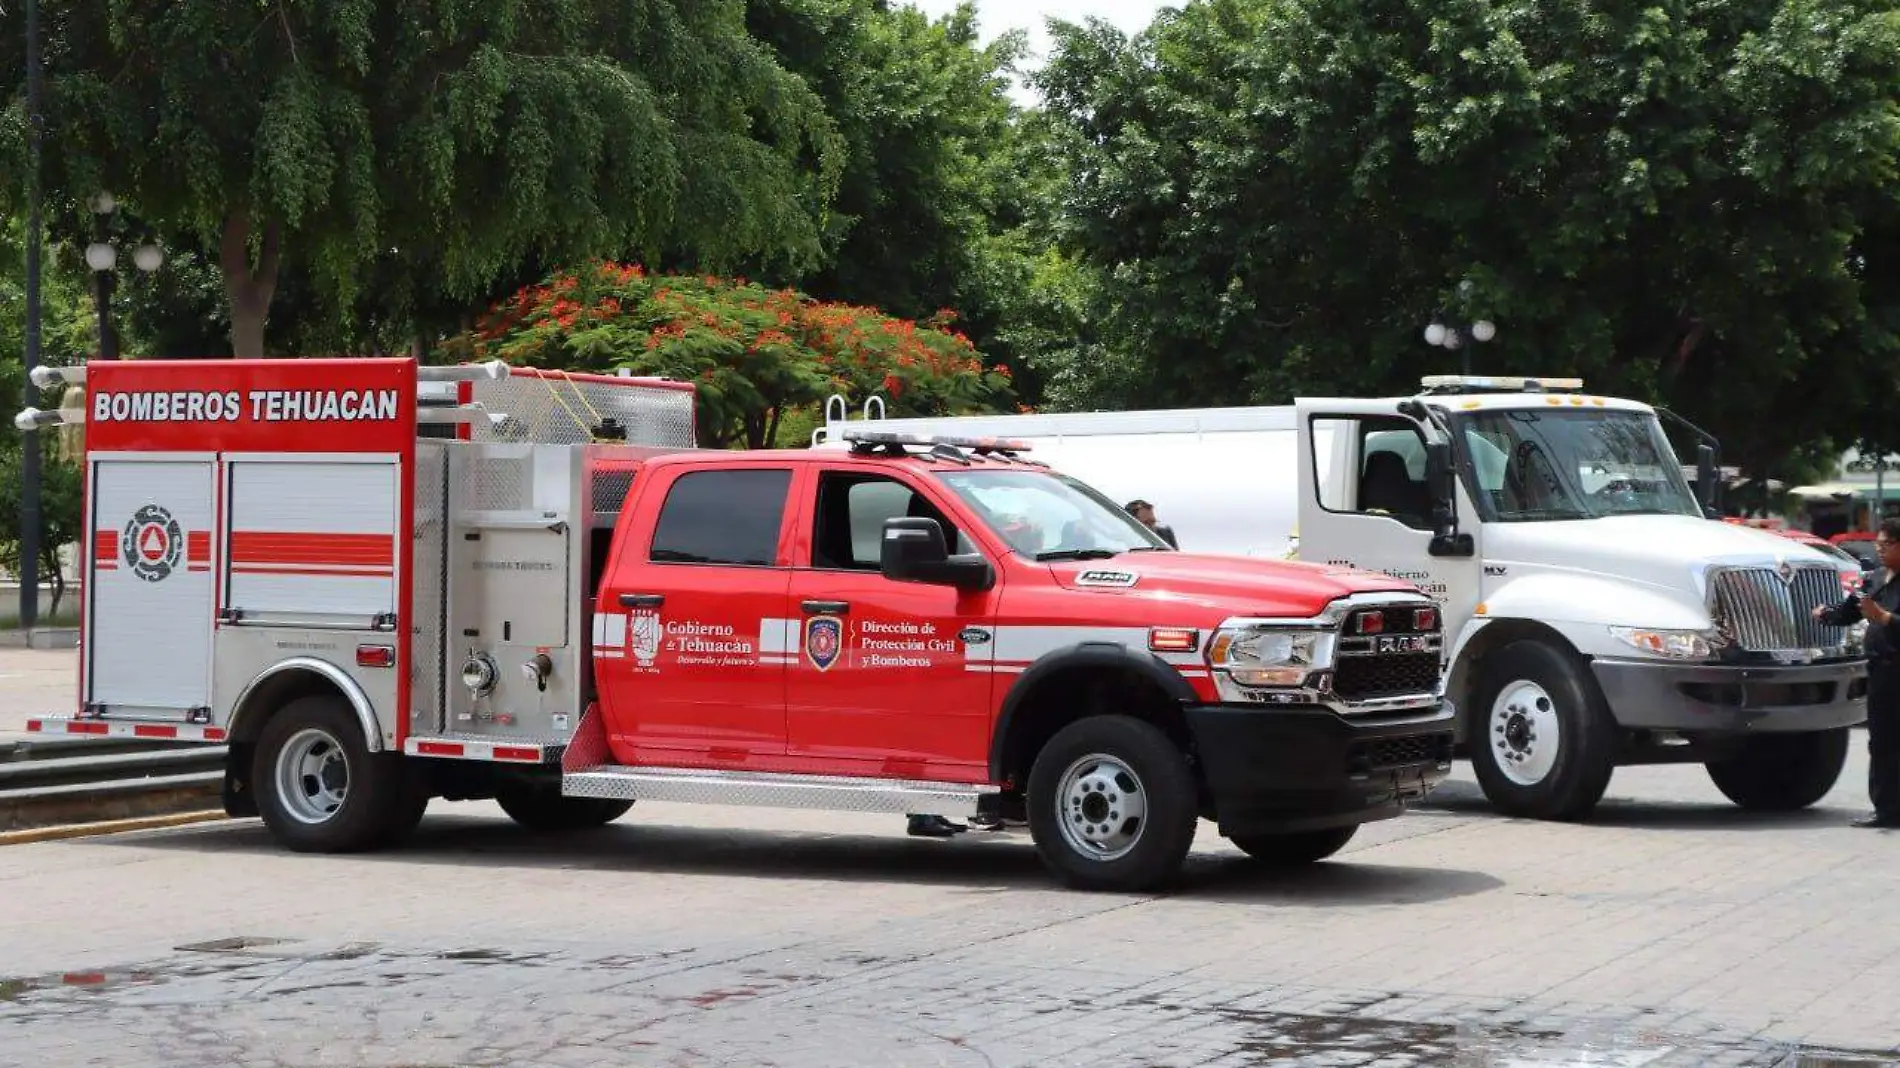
[1124,500,1179,548]
[1814,518,1900,828]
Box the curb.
[0,809,227,846]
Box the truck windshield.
[933,468,1171,560]
[1453,408,1702,522]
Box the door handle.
[801,599,850,615]
[618,593,665,608]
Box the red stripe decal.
[230,532,395,567]
[230,565,394,578]
[187,531,211,564]
[205,727,228,742]
[493,746,542,762]
[414,741,463,757]
[70,721,108,735]
[26,719,43,732]
[92,530,118,562]
[133,724,179,738]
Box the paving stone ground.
[3,648,1898,1067]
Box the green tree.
[1034,0,1900,476]
[1,0,844,358]
[459,260,1015,448]
[744,1,1048,379]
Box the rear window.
[649,468,791,566]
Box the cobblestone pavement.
[3,650,1899,1066]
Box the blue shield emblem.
[805,615,843,672]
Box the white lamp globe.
[84,242,118,271]
[1423,323,1447,346]
[1471,320,1497,342]
[133,243,164,272]
[90,191,117,215]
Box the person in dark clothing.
[1814,517,1900,828]
[1124,500,1179,548]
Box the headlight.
[1609,626,1720,661]
[1207,626,1334,687]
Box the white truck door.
[85,454,218,719]
[1293,400,1482,622]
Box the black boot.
[1851,813,1900,828]
[906,814,967,838]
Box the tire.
[252,694,427,853]
[1228,825,1358,866]
[1705,728,1849,811]
[496,786,632,830]
[1025,715,1199,893]
[1469,640,1618,821]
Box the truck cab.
[1295,376,1866,819]
[576,429,1456,890]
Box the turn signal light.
[1355,611,1385,635]
[1148,627,1200,653]
[356,645,396,668]
[1414,607,1438,631]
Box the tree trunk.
[219,212,283,358]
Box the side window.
[1311,416,1433,530]
[649,468,791,566]
[812,473,971,570]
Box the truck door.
[1294,401,1482,624]
[785,467,999,781]
[596,463,795,763]
[85,454,217,719]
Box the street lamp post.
[1423,282,1497,376]
[85,191,165,361]
[20,0,44,632]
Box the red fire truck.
[17,357,1454,891]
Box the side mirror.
[1423,441,1475,558]
[880,517,995,592]
[1695,443,1722,512]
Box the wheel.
[1469,640,1618,820]
[1705,728,1849,811]
[496,785,632,830]
[1228,825,1358,866]
[1025,715,1199,893]
[252,694,427,852]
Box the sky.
[907,0,1169,100]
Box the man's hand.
[1813,604,1831,621]
[1860,598,1891,626]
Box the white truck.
[819,375,1870,820]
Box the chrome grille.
[1332,603,1443,704]
[1711,565,1846,654]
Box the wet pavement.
[1,934,1895,1067]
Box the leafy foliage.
[461,262,1015,448]
[0,0,844,357]
[1034,0,1900,476]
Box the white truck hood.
[1483,514,1842,624]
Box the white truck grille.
[1710,565,1847,655]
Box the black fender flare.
[987,641,1200,781]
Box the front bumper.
[1185,702,1455,837]
[1590,656,1868,733]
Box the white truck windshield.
[1453,409,1702,521]
[935,469,1171,561]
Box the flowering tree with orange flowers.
[460,262,1015,448]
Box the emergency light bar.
[841,428,1034,454]
[1419,374,1584,394]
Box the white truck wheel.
[1470,641,1617,821]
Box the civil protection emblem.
[123,504,183,584]
[805,615,843,672]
